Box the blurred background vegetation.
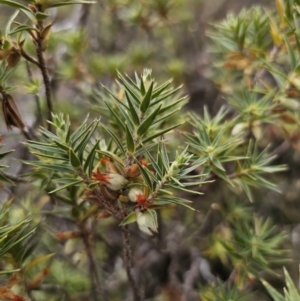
[4,0,300,301]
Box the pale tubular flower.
[92,169,129,191]
[136,211,158,235]
[105,173,129,191]
[128,187,144,202]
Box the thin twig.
[181,251,201,301]
[79,4,91,28]
[20,48,41,68]
[268,140,290,158]
[122,224,142,301]
[35,19,53,132]
[78,222,109,301]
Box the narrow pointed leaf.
[152,79,172,98]
[126,124,135,153]
[49,179,83,194]
[134,159,153,191]
[23,253,55,272]
[142,122,184,143]
[0,0,33,13]
[47,1,96,8]
[142,144,163,178]
[137,104,162,137]
[262,280,284,301]
[84,140,100,174]
[284,36,296,68]
[101,85,129,110]
[104,101,126,131]
[140,77,146,96]
[140,81,154,113]
[125,91,140,126]
[69,148,81,168]
[100,124,125,155]
[0,150,14,160]
[119,212,137,226]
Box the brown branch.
[79,4,91,28]
[20,48,41,68]
[181,252,201,301]
[35,20,53,132]
[268,140,290,158]
[78,169,141,299]
[122,224,143,301]
[78,222,109,301]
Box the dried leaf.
[1,93,24,130]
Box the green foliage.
[0,201,36,274]
[0,143,14,185]
[201,281,250,301]
[0,0,299,300]
[224,217,287,275]
[263,268,300,301]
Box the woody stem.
[122,224,143,301]
[35,17,53,132]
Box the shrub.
[0,1,298,301]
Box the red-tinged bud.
[128,188,150,208]
[28,268,50,289]
[12,295,25,301]
[6,274,18,289]
[125,164,140,178]
[100,157,110,165]
[0,286,25,301]
[100,157,119,173]
[56,231,81,241]
[139,159,148,166]
[92,169,128,191]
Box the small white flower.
[92,169,129,191]
[136,211,158,235]
[106,173,129,191]
[128,188,144,202]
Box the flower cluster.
[91,157,159,234]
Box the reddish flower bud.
[128,188,150,208]
[125,164,141,178]
[100,157,119,173]
[56,231,81,241]
[92,169,128,191]
[28,268,50,289]
[0,286,25,301]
